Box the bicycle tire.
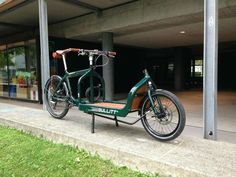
[44,75,69,119]
[140,89,186,141]
[85,87,101,102]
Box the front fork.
[147,81,165,118]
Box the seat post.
[89,54,94,103]
[62,54,68,71]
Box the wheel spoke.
[141,92,184,140]
[45,76,69,119]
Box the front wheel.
[140,89,186,141]
[44,75,69,119]
[85,85,101,102]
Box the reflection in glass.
[26,40,38,100]
[0,45,8,97]
[0,39,38,101]
[8,46,26,99]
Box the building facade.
[0,0,235,139]
[1,0,235,102]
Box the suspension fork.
[147,82,165,116]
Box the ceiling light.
[180,30,186,34]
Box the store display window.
[0,39,38,101]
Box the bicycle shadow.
[64,111,182,145]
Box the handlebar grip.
[107,51,116,58]
[52,52,62,59]
[108,51,116,56]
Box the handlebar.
[78,49,116,58]
[52,48,116,59]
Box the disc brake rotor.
[150,106,173,125]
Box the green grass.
[0,125,160,177]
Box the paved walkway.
[0,101,235,177]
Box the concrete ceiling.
[75,0,136,9]
[113,16,236,48]
[0,0,134,37]
[0,0,236,49]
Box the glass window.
[0,39,38,101]
[191,58,203,78]
[26,39,38,101]
[167,62,174,78]
[0,45,8,97]
[7,45,26,99]
[194,59,203,77]
[190,57,203,88]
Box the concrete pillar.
[38,0,50,109]
[174,48,186,91]
[102,32,114,100]
[203,0,218,140]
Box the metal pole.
[38,0,50,110]
[203,0,218,140]
[102,32,114,100]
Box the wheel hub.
[151,106,173,125]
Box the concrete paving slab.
[175,91,236,133]
[0,102,235,177]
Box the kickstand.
[91,113,95,133]
[114,116,119,127]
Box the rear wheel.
[44,75,69,119]
[141,90,185,141]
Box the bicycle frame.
[49,50,105,105]
[51,68,105,105]
[79,70,159,117]
[48,49,163,118]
